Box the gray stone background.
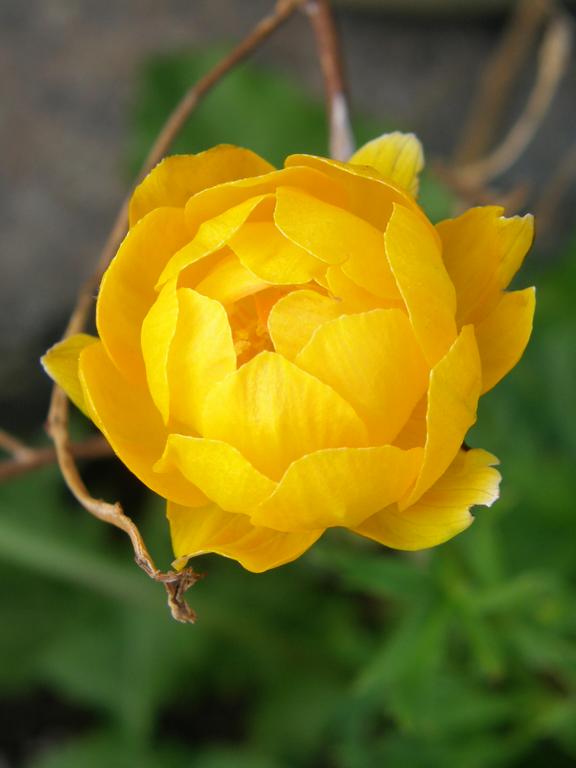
[1,0,574,431]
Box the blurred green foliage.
[1,52,575,767]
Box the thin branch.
[45,0,307,624]
[454,11,573,188]
[535,137,576,236]
[0,434,112,483]
[64,0,308,339]
[454,0,553,164]
[0,429,36,461]
[305,0,355,160]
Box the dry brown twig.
[454,0,554,165]
[453,10,573,190]
[0,432,112,482]
[0,0,353,623]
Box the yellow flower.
[42,134,535,572]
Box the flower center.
[228,289,281,365]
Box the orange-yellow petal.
[157,435,276,513]
[295,309,429,444]
[229,200,324,284]
[476,287,536,393]
[436,207,534,325]
[326,266,389,313]
[201,351,368,480]
[267,289,343,360]
[194,250,269,304]
[129,145,275,227]
[78,341,205,507]
[168,501,322,573]
[349,132,424,197]
[41,333,99,417]
[385,203,457,366]
[185,166,348,234]
[141,278,179,423]
[170,289,236,431]
[251,445,423,531]
[97,207,191,382]
[355,448,500,550]
[158,194,271,287]
[285,153,420,230]
[401,325,481,509]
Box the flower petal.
[97,207,191,382]
[170,289,236,431]
[185,166,347,234]
[285,153,421,230]
[274,186,401,302]
[168,501,322,573]
[436,207,534,325]
[129,145,274,226]
[78,341,205,507]
[251,445,423,531]
[201,351,368,480]
[295,309,429,444]
[157,435,276,513]
[41,334,99,416]
[158,194,272,288]
[355,448,500,550]
[194,250,269,304]
[476,287,536,393]
[349,132,424,196]
[141,278,179,424]
[229,199,324,284]
[268,289,343,360]
[401,325,481,509]
[385,203,457,366]
[326,266,389,312]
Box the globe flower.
[42,134,535,572]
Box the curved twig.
[454,11,573,188]
[45,0,309,623]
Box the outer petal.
[476,287,535,393]
[41,334,99,417]
[355,448,500,550]
[96,207,191,381]
[229,200,324,284]
[168,501,322,573]
[295,310,429,445]
[141,278,179,423]
[401,325,481,509]
[285,153,421,231]
[436,207,534,325]
[251,445,423,531]
[129,145,275,226]
[349,132,424,197]
[78,341,205,507]
[171,289,237,431]
[385,203,457,366]
[157,435,276,513]
[268,289,343,360]
[201,351,368,480]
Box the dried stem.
[44,0,308,624]
[454,11,573,188]
[535,137,576,236]
[454,0,553,164]
[305,0,355,160]
[0,434,112,482]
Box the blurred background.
[1,0,576,766]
